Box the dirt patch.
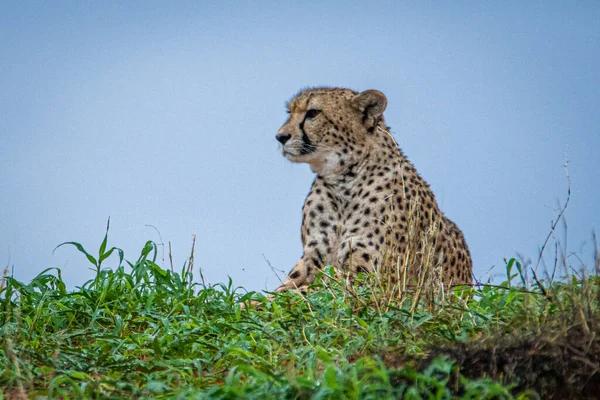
[383,315,600,399]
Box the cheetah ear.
[351,90,387,128]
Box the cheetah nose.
[276,133,292,144]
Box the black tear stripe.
[299,116,316,155]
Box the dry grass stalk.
[0,259,9,293]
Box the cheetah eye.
[305,109,321,120]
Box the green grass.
[1,223,599,399]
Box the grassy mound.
[1,227,599,399]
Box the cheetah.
[274,87,472,295]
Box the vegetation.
[1,222,599,399]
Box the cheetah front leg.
[276,239,375,296]
[274,258,313,295]
[273,244,376,300]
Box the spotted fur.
[275,88,472,294]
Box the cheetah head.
[276,88,387,176]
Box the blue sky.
[1,2,599,291]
